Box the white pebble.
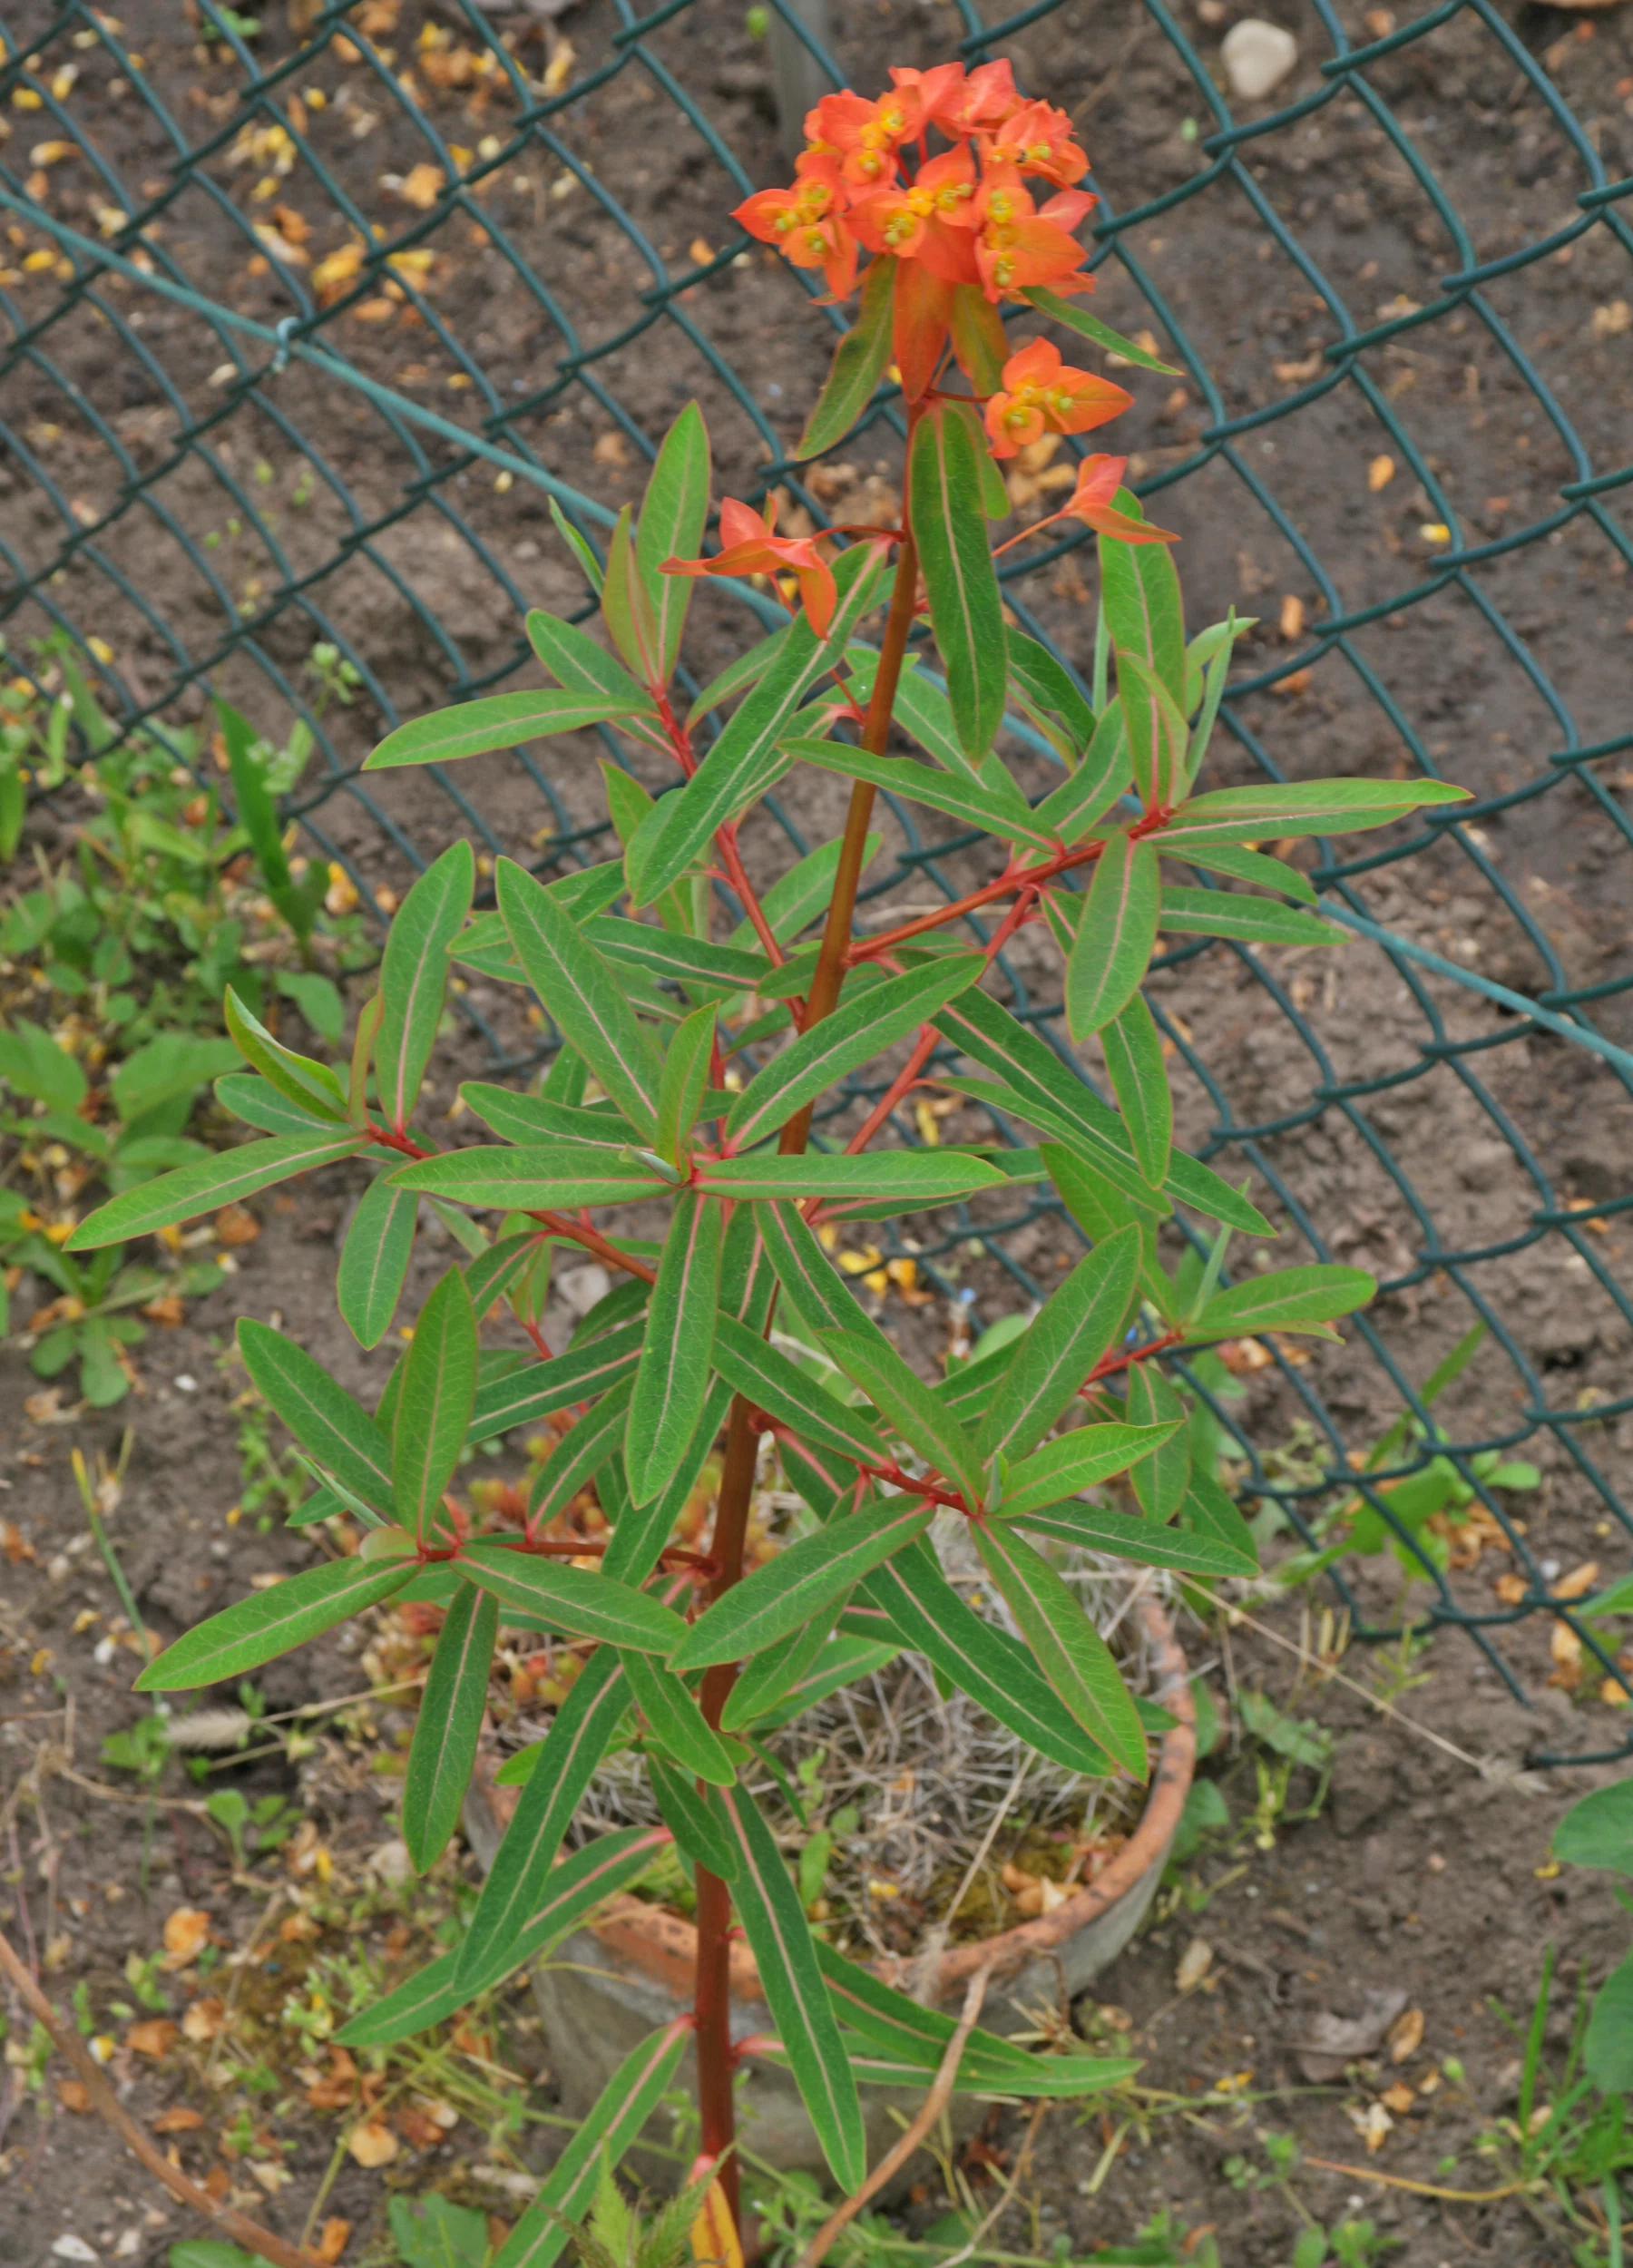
[367,1837,413,1884]
[173,1374,199,1393]
[54,2241,99,2263]
[557,1265,611,1317]
[1222,17,1298,100]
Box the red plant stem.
[655,668,784,968]
[843,1022,943,1158]
[850,841,1101,963]
[433,1534,710,1571]
[688,455,928,2237]
[691,1392,760,2232]
[1083,1327,1184,1388]
[777,436,924,1158]
[843,887,1040,1158]
[363,1121,660,1288]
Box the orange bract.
[983,338,1132,458]
[660,495,839,639]
[733,152,857,301]
[1052,454,1180,544]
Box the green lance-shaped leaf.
[1034,699,1130,846]
[726,951,982,1151]
[457,1540,688,1653]
[401,1581,496,1873]
[1100,992,1172,1188]
[799,253,897,460]
[238,1318,395,1513]
[495,855,662,1138]
[1124,1361,1190,1521]
[1190,1262,1375,1340]
[710,1311,891,1471]
[624,543,885,909]
[719,1607,839,1734]
[1065,832,1160,1042]
[774,1434,862,1526]
[748,1633,899,1730]
[625,1190,722,1508]
[908,399,1007,765]
[814,1940,1136,2096]
[135,1554,414,1692]
[223,987,347,1122]
[1554,1783,1633,1875]
[336,1827,668,2047]
[1179,1464,1259,1569]
[934,1332,1027,1423]
[455,1649,630,1989]
[620,1650,738,1784]
[673,1497,935,1671]
[464,1229,545,1320]
[490,2020,694,2268]
[460,1086,632,1150]
[215,1071,340,1139]
[715,1783,866,2191]
[815,1329,984,1504]
[1012,1497,1257,1578]
[971,1518,1149,1778]
[783,739,1056,850]
[393,1266,478,1543]
[364,689,651,771]
[646,1751,739,1879]
[861,1540,1114,1777]
[699,1149,1005,1205]
[525,1378,634,1530]
[389,1148,671,1213]
[975,1227,1141,1463]
[1174,844,1318,904]
[1099,511,1185,704]
[934,990,1168,1212]
[937,1072,1164,1217]
[450,869,625,990]
[603,1374,732,1588]
[654,1004,715,1166]
[1159,885,1344,949]
[217,699,318,943]
[66,1129,367,1252]
[756,1196,895,1354]
[601,499,661,682]
[337,1175,418,1348]
[1116,649,1189,816]
[525,607,660,742]
[1154,776,1470,850]
[1585,1955,1633,2095]
[842,648,979,782]
[999,1419,1186,1518]
[376,840,474,1131]
[586,918,772,1001]
[634,398,711,678]
[469,1323,645,1448]
[1008,631,1098,762]
[1021,287,1182,373]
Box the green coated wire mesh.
[1,0,1631,1759]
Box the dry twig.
[0,1927,324,2268]
[793,1960,994,2268]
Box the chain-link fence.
[1,0,1630,1758]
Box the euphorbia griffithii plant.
[70,54,1469,2250]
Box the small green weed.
[0,1026,239,1402]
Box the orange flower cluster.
[735,59,1092,308]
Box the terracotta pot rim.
[580,1595,1195,2007]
